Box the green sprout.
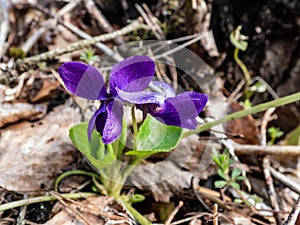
[241,81,267,109]
[230,25,254,108]
[268,127,284,145]
[212,149,246,190]
[80,48,100,64]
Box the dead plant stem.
[15,20,148,71]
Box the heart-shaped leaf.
[126,116,182,156]
[69,122,115,171]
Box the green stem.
[0,192,95,212]
[234,47,251,91]
[183,92,300,137]
[131,106,138,150]
[118,196,152,225]
[54,170,101,191]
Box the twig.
[169,213,213,225]
[141,3,165,40]
[213,204,218,225]
[153,33,207,60]
[0,192,95,212]
[283,195,300,225]
[35,1,123,62]
[135,4,162,40]
[252,76,279,100]
[261,108,276,146]
[262,156,282,225]
[21,27,48,54]
[14,20,147,71]
[22,1,80,54]
[84,0,124,45]
[227,79,245,103]
[58,193,127,221]
[16,195,27,225]
[59,20,124,62]
[183,92,300,137]
[136,3,178,90]
[269,168,300,195]
[232,144,300,156]
[192,178,212,212]
[50,191,92,225]
[164,201,184,225]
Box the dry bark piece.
[0,84,47,128]
[29,79,61,103]
[0,104,80,192]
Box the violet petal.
[116,87,164,105]
[152,81,176,97]
[95,100,124,144]
[109,55,155,96]
[87,102,107,142]
[149,92,208,129]
[58,62,107,100]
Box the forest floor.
[0,1,299,225]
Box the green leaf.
[236,176,246,181]
[69,122,116,171]
[217,169,227,181]
[126,116,182,156]
[230,26,248,51]
[127,194,145,203]
[231,168,242,180]
[284,124,300,145]
[229,181,240,189]
[249,82,267,93]
[234,198,243,204]
[214,180,227,189]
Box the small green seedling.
[212,149,246,189]
[268,127,284,145]
[80,48,100,64]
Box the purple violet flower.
[117,81,208,130]
[58,55,208,144]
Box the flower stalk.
[131,105,138,150]
[183,92,300,137]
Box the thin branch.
[283,195,300,225]
[50,191,92,225]
[84,0,125,45]
[14,20,148,71]
[0,192,96,212]
[262,156,282,225]
[165,201,184,225]
[260,108,276,146]
[269,168,300,195]
[233,144,300,156]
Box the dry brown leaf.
[0,85,47,127]
[129,160,197,202]
[30,79,61,103]
[225,102,260,145]
[0,104,80,192]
